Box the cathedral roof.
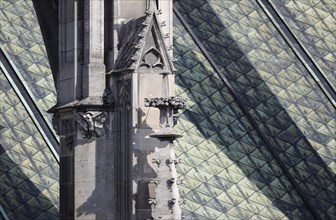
[0,1,59,219]
[0,0,335,219]
[173,0,335,219]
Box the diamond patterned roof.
[0,0,57,128]
[173,15,310,220]
[0,0,335,219]
[173,0,335,219]
[0,0,59,219]
[270,0,336,93]
[0,68,59,220]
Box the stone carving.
[75,111,109,138]
[51,115,60,135]
[144,96,187,108]
[141,47,164,69]
[102,87,115,105]
[145,96,186,129]
[150,178,160,185]
[167,178,175,192]
[172,109,179,127]
[148,198,158,206]
[168,198,176,212]
[166,159,180,171]
[140,1,184,218]
[61,119,73,135]
[61,119,74,150]
[152,158,162,167]
[167,178,175,184]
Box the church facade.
[0,0,335,219]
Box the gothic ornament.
[61,118,73,135]
[141,47,164,69]
[75,111,109,139]
[51,115,60,135]
[61,118,74,150]
[144,96,187,130]
[118,80,131,110]
[102,87,115,105]
[144,96,187,108]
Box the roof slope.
[0,68,59,220]
[0,0,59,219]
[270,0,336,93]
[174,18,311,219]
[173,0,335,219]
[112,16,147,73]
[0,0,57,129]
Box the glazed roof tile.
[174,0,335,218]
[0,68,59,220]
[1,0,335,219]
[173,15,311,219]
[0,0,56,130]
[0,1,59,219]
[270,0,336,94]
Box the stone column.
[55,0,116,219]
[58,0,78,103]
[82,0,105,98]
[55,107,116,220]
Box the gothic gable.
[111,10,174,74]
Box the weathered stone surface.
[74,139,117,220]
[56,0,176,219]
[111,16,147,73]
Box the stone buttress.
[109,2,185,219]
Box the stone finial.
[146,0,158,12]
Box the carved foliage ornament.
[145,97,187,129]
[144,96,187,108]
[75,111,109,139]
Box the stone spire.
[145,95,186,219]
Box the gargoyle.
[75,111,109,138]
